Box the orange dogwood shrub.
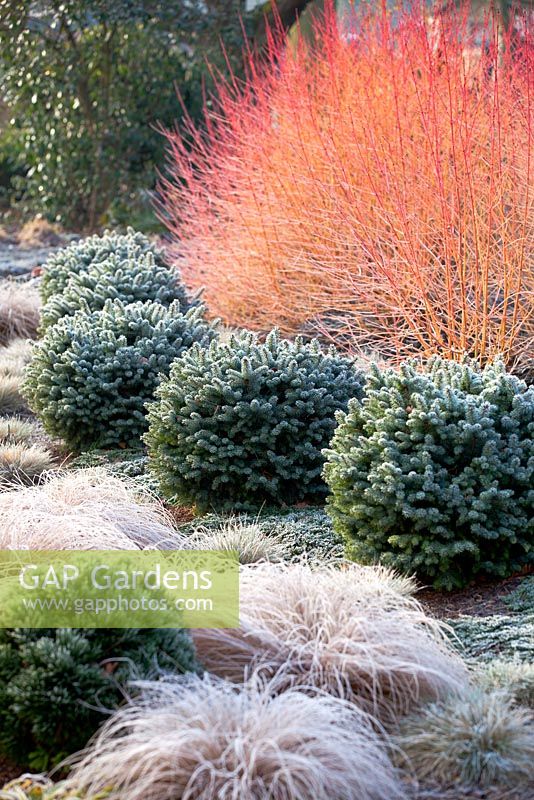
[161,2,534,369]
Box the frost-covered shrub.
[40,251,191,330]
[40,228,166,302]
[0,627,199,769]
[23,300,215,450]
[145,330,364,511]
[324,358,534,590]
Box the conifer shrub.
[23,300,215,451]
[0,627,200,769]
[324,358,534,590]
[40,228,166,302]
[40,252,191,331]
[145,330,364,511]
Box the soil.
[0,226,76,279]
[417,570,533,619]
[0,755,25,786]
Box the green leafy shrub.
[0,2,253,227]
[324,358,534,590]
[23,299,216,451]
[0,627,199,769]
[40,251,191,331]
[145,330,364,512]
[40,228,166,302]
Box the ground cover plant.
[161,2,534,374]
[145,329,364,511]
[65,674,405,800]
[24,299,215,450]
[451,613,534,664]
[324,358,534,589]
[0,627,200,769]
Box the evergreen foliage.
[450,615,534,664]
[23,299,215,451]
[145,330,364,511]
[504,577,534,614]
[40,228,166,302]
[40,251,191,331]
[324,358,534,590]
[0,627,199,769]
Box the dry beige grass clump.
[192,562,467,723]
[67,674,406,800]
[17,217,64,248]
[395,690,534,790]
[0,443,54,487]
[188,518,290,564]
[0,337,33,376]
[0,374,28,414]
[0,281,40,345]
[0,416,38,445]
[0,468,185,550]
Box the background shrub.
[161,4,534,372]
[0,1,255,228]
[24,299,215,450]
[145,330,364,511]
[324,358,534,590]
[0,627,199,769]
[40,228,165,302]
[40,251,192,330]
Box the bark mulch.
[417,570,533,620]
